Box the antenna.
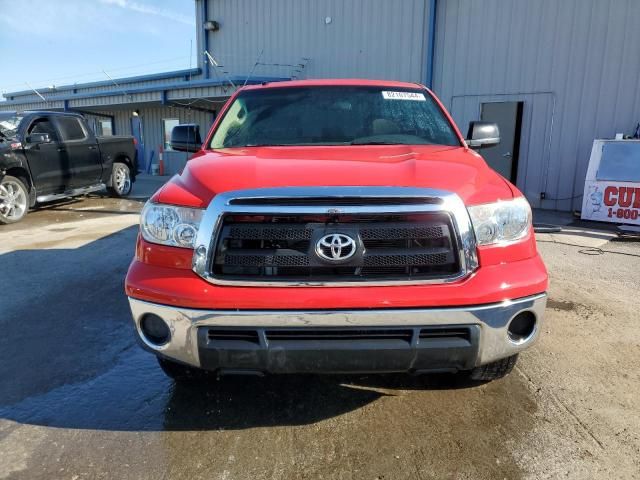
[244,49,265,86]
[25,82,46,102]
[204,50,236,88]
[102,69,129,96]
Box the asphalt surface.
[1,188,639,479]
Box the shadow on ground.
[2,345,485,432]
[1,225,486,433]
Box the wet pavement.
[1,192,639,479]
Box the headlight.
[467,197,531,245]
[140,202,203,248]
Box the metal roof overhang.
[4,68,203,98]
[0,76,290,110]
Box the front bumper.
[128,293,547,374]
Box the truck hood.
[157,145,516,207]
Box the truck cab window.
[28,118,59,142]
[56,117,87,141]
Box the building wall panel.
[434,0,640,210]
[203,0,432,83]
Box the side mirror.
[26,133,51,145]
[466,122,500,149]
[170,124,202,153]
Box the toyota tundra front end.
[125,79,548,382]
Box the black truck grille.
[210,212,460,282]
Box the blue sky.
[0,0,197,95]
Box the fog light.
[140,314,171,345]
[507,311,536,344]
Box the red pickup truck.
[125,79,548,382]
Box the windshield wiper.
[350,140,405,145]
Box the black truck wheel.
[157,357,205,382]
[0,175,29,224]
[108,161,132,197]
[470,354,518,381]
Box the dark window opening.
[56,117,87,141]
[28,118,59,142]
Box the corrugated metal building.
[203,0,433,82]
[433,0,640,211]
[2,0,639,211]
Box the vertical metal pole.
[425,0,438,89]
[203,0,210,79]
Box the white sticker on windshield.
[382,91,426,101]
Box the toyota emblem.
[315,233,357,262]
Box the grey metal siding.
[167,85,233,100]
[0,101,65,112]
[130,106,215,172]
[433,0,640,211]
[204,0,432,83]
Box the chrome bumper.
[128,293,547,371]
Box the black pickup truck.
[0,111,137,224]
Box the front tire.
[108,161,132,197]
[470,354,518,381]
[0,175,29,224]
[157,357,205,382]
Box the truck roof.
[241,78,426,91]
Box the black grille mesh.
[228,225,313,241]
[363,252,450,267]
[212,212,460,282]
[225,253,311,267]
[360,225,445,240]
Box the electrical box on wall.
[204,20,219,32]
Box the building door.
[130,115,145,171]
[480,102,523,183]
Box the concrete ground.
[1,187,639,480]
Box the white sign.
[382,91,426,101]
[581,139,640,225]
[582,180,640,225]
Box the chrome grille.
[191,187,479,286]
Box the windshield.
[0,114,24,139]
[210,86,461,148]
